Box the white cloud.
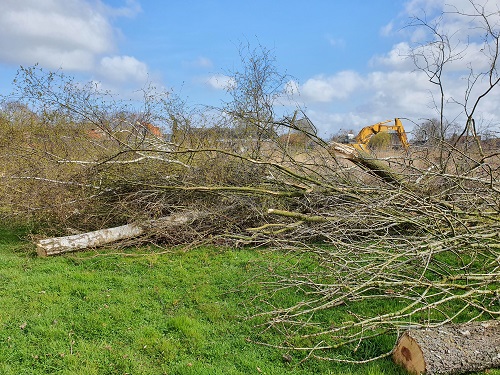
[0,0,116,70]
[380,22,395,37]
[404,0,500,46]
[370,42,413,69]
[205,74,236,90]
[365,71,438,117]
[404,0,445,18]
[0,0,144,76]
[0,0,152,97]
[102,0,142,18]
[295,66,475,136]
[300,0,500,136]
[192,57,214,69]
[326,35,346,48]
[97,55,149,84]
[300,71,364,102]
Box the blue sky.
[1,0,499,137]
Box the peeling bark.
[36,212,198,256]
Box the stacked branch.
[243,145,499,364]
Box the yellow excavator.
[350,118,409,151]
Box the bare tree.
[407,17,464,139]
[222,43,298,156]
[449,1,500,158]
[407,0,500,167]
[412,118,456,145]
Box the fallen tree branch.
[36,212,198,256]
[266,208,329,222]
[330,142,407,185]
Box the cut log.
[393,320,500,375]
[36,224,144,257]
[36,212,197,256]
[330,142,406,185]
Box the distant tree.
[223,43,293,155]
[368,131,392,150]
[330,128,355,144]
[407,0,500,164]
[0,101,39,128]
[412,118,455,145]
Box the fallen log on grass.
[393,320,500,375]
[36,212,198,256]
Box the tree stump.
[393,320,500,374]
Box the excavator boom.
[353,118,409,151]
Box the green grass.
[0,226,496,375]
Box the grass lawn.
[0,226,496,375]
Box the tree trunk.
[393,320,500,375]
[36,212,197,256]
[330,142,406,185]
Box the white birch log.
[36,212,197,256]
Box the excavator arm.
[353,118,409,151]
[392,118,410,150]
